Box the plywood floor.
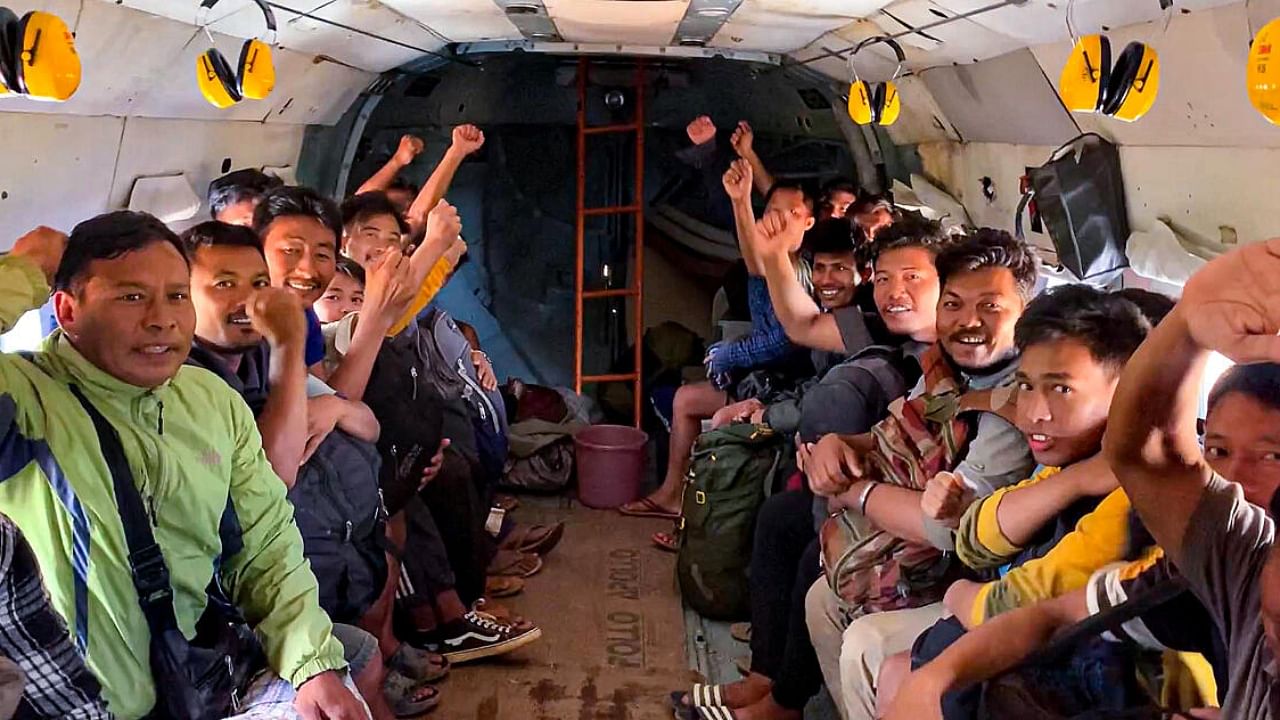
[431,495,697,719]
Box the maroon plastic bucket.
[574,424,648,509]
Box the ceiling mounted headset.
[1245,0,1280,125]
[1057,0,1163,122]
[195,0,277,109]
[0,6,81,101]
[847,35,905,127]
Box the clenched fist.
[12,226,68,286]
[394,135,425,166]
[246,287,306,349]
[920,471,976,527]
[451,124,485,155]
[722,158,754,202]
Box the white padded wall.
[0,112,307,246]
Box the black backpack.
[287,430,388,624]
[363,330,447,515]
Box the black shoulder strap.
[69,386,182,639]
[1021,575,1189,668]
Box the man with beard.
[799,229,1038,720]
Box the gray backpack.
[288,430,387,624]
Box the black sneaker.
[427,611,542,664]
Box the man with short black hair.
[0,216,366,719]
[208,168,284,226]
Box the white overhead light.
[695,6,731,17]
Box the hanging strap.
[69,386,182,640]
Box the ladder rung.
[583,288,639,299]
[582,123,639,135]
[584,204,641,217]
[582,372,640,383]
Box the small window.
[0,309,46,354]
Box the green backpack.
[676,424,790,620]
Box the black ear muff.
[203,47,241,103]
[0,9,16,94]
[0,7,19,94]
[870,82,886,124]
[1102,41,1145,116]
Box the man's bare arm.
[759,251,844,353]
[248,289,310,488]
[356,135,423,195]
[994,455,1114,548]
[730,121,774,195]
[405,125,484,237]
[883,591,1088,720]
[1102,306,1212,565]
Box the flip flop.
[484,575,525,598]
[487,550,544,578]
[619,497,681,519]
[500,522,565,556]
[383,668,440,718]
[669,683,729,710]
[651,531,679,553]
[729,622,751,644]
[387,643,449,683]
[674,705,736,720]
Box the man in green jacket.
[0,214,366,720]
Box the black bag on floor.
[1018,133,1130,281]
[676,424,789,620]
[288,430,388,624]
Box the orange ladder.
[574,58,646,426]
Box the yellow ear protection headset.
[0,6,81,101]
[1058,0,1162,122]
[847,36,905,127]
[195,0,277,109]
[1246,0,1280,125]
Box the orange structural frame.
[574,57,646,427]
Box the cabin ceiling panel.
[106,0,441,72]
[710,2,891,53]
[379,0,521,42]
[543,0,688,45]
[1030,1,1280,148]
[919,48,1078,145]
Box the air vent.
[796,88,831,110]
[404,75,441,99]
[677,37,706,47]
[505,4,539,15]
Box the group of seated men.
[0,125,568,719]
[634,116,1280,720]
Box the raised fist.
[246,287,306,349]
[12,226,68,286]
[729,121,755,157]
[424,200,463,251]
[753,207,805,256]
[451,124,485,155]
[1180,237,1280,364]
[721,158,754,202]
[686,115,715,146]
[394,135,425,166]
